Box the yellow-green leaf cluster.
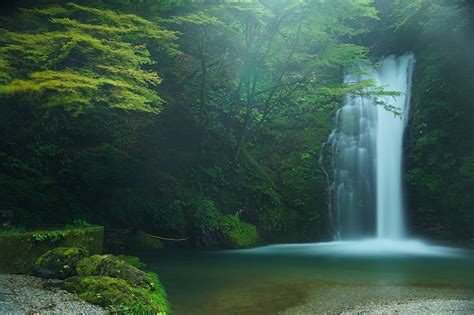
[0,2,178,114]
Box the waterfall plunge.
[326,54,415,240]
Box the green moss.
[0,226,104,274]
[219,215,261,249]
[67,256,169,313]
[116,255,146,270]
[77,254,154,289]
[63,276,168,313]
[142,272,169,313]
[33,247,88,279]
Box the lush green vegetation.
[405,1,474,241]
[0,0,472,249]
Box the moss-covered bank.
[64,274,169,314]
[0,226,104,274]
[31,247,169,313]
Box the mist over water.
[326,54,416,240]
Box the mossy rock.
[126,230,163,251]
[63,275,168,313]
[219,215,262,249]
[116,255,146,270]
[77,254,153,289]
[33,247,89,279]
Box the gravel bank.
[341,299,474,314]
[0,274,104,314]
[283,282,474,314]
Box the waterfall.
[323,54,416,240]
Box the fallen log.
[145,233,189,242]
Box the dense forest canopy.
[0,0,472,246]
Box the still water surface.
[143,240,474,314]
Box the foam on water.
[238,239,466,258]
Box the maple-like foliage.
[0,3,178,113]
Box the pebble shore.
[283,282,474,314]
[341,299,474,314]
[0,274,104,314]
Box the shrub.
[31,231,66,244]
[219,215,261,249]
[191,198,220,233]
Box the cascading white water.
[324,54,415,240]
[375,55,415,239]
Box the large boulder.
[33,247,89,279]
[63,275,168,313]
[76,254,153,289]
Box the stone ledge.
[0,226,104,274]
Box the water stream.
[325,54,416,239]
